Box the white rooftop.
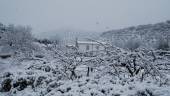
[77,41,106,45]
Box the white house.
[76,41,105,52]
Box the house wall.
[78,43,105,52]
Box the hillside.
[101,20,170,41]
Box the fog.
[0,0,170,37]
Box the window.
[86,45,89,50]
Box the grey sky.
[0,0,170,35]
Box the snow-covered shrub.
[134,89,154,96]
[0,78,12,92]
[36,39,53,45]
[124,37,142,51]
[156,37,169,50]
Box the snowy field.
[0,44,170,96]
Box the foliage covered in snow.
[1,22,170,96]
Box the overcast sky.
[0,0,170,35]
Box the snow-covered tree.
[0,24,35,57]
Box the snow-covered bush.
[36,39,53,45]
[124,37,142,51]
[156,36,169,50]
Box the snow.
[77,41,106,45]
[0,54,169,95]
[1,21,170,96]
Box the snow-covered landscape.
[0,20,170,96]
[1,0,170,96]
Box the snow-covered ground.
[0,43,170,96]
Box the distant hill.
[101,20,170,41]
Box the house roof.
[77,41,106,45]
